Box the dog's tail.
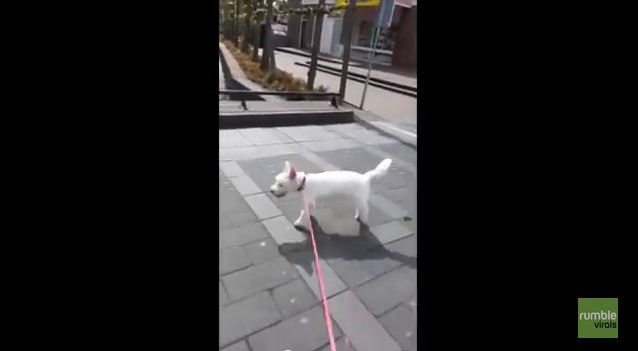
[364,158,392,181]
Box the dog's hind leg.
[355,197,369,224]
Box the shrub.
[224,40,326,93]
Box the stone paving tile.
[220,174,261,231]
[375,187,417,219]
[379,305,417,351]
[220,280,229,306]
[247,304,343,351]
[237,127,295,146]
[369,193,409,220]
[369,221,414,245]
[271,278,319,318]
[326,126,396,146]
[228,176,261,196]
[220,143,307,161]
[299,151,339,171]
[222,257,298,301]
[384,234,417,258]
[221,340,250,351]
[220,222,270,249]
[244,193,282,220]
[244,238,281,265]
[322,244,403,288]
[375,142,417,165]
[220,246,252,276]
[220,130,252,148]
[301,138,360,152]
[369,143,417,174]
[286,249,347,300]
[315,337,358,351]
[355,266,417,317]
[329,290,402,351]
[261,216,307,252]
[219,291,282,348]
[276,125,341,142]
[219,161,246,178]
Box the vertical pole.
[260,0,274,71]
[233,0,240,47]
[339,0,357,102]
[298,14,304,48]
[359,1,385,109]
[307,0,326,90]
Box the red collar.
[296,175,306,191]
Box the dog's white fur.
[269,158,392,227]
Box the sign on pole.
[377,0,394,28]
[301,0,336,5]
[336,0,380,7]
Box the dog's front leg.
[293,201,315,228]
[293,209,307,227]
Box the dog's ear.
[289,165,297,179]
[284,161,291,172]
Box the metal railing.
[218,90,340,110]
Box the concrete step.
[220,101,355,129]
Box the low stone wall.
[218,42,283,102]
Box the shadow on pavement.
[280,216,417,276]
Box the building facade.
[285,0,416,70]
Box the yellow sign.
[336,0,381,7]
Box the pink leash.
[302,192,339,351]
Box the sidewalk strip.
[329,290,402,351]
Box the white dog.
[269,158,392,228]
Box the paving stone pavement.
[219,123,417,351]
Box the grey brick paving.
[220,161,246,178]
[379,305,417,351]
[287,250,347,300]
[262,216,307,252]
[221,341,250,351]
[355,266,417,316]
[369,221,414,245]
[271,278,319,318]
[222,257,298,301]
[220,143,307,161]
[329,290,402,351]
[244,193,282,220]
[375,142,417,166]
[301,138,360,152]
[219,291,282,348]
[244,238,281,265]
[327,126,396,146]
[384,234,417,258]
[220,246,251,276]
[276,125,341,142]
[220,281,229,306]
[228,176,261,196]
[220,222,270,249]
[220,174,261,231]
[247,304,343,351]
[237,127,295,146]
[315,337,358,351]
[220,130,253,148]
[322,237,414,288]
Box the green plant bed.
[223,40,333,95]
